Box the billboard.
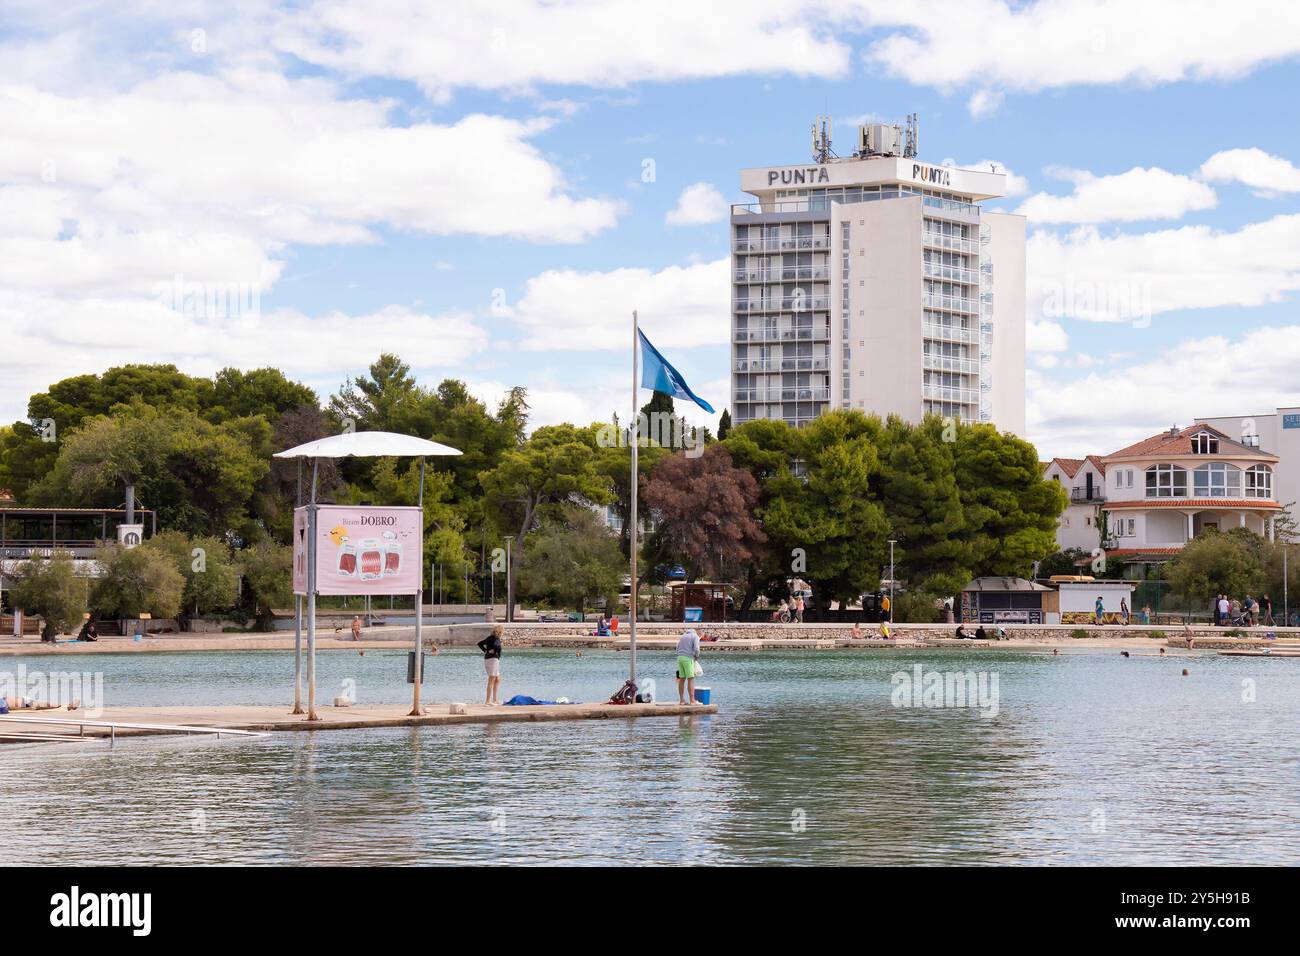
[293,505,423,596]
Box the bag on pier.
[608,679,637,705]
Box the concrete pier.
[0,700,717,742]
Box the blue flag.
[637,328,715,414]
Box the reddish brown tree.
[641,444,767,582]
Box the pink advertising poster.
[293,505,423,596]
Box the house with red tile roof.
[1043,424,1282,568]
[1042,454,1108,552]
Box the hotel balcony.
[922,322,980,345]
[734,295,831,314]
[734,265,830,282]
[921,231,980,256]
[734,386,832,404]
[922,260,979,284]
[734,356,830,373]
[921,383,979,404]
[732,236,831,254]
[922,353,979,375]
[921,291,980,314]
[733,326,831,344]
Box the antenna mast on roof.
[904,112,919,158]
[811,115,834,164]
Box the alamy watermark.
[154,273,261,322]
[890,664,999,717]
[1,665,104,717]
[596,412,704,458]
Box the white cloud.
[945,159,1029,197]
[1026,319,1069,353]
[277,0,854,98]
[0,295,487,422]
[967,89,1003,120]
[866,0,1300,93]
[1016,167,1217,224]
[1028,325,1300,457]
[1200,147,1300,194]
[509,258,729,351]
[666,182,729,226]
[1028,213,1300,323]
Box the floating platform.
[0,701,716,743]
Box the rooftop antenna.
[811,115,834,164]
[904,113,919,159]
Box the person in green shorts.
[675,627,701,704]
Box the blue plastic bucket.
[693,686,711,705]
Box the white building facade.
[1195,406,1300,524]
[1044,424,1283,563]
[731,148,1026,434]
[1042,456,1107,552]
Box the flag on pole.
[637,328,715,414]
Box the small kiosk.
[960,576,1053,624]
[667,581,734,623]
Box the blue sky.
[3,0,1300,459]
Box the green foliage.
[518,506,625,611]
[1166,529,1265,607]
[145,530,241,619]
[6,552,88,640]
[716,409,732,441]
[891,589,944,623]
[91,544,184,620]
[238,540,292,631]
[1038,548,1091,578]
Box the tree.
[588,419,667,563]
[1038,548,1090,578]
[239,540,292,631]
[716,409,732,441]
[479,424,613,615]
[763,410,891,607]
[952,424,1066,578]
[722,417,802,610]
[328,353,420,432]
[146,531,241,625]
[642,444,767,582]
[91,545,184,621]
[7,552,88,641]
[1166,530,1264,612]
[876,416,969,596]
[518,506,625,613]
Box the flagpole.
[629,309,638,687]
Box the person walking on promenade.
[350,615,362,641]
[1120,598,1130,625]
[1217,594,1229,626]
[1262,593,1275,627]
[1094,596,1105,626]
[795,594,805,623]
[1141,604,1152,625]
[675,627,701,704]
[477,624,503,705]
[881,593,892,623]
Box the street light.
[887,539,897,624]
[504,535,514,623]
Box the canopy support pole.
[629,309,639,686]
[410,456,426,716]
[306,458,320,721]
[291,459,304,714]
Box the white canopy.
[273,431,461,459]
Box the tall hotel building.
[731,121,1026,434]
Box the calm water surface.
[2,646,1297,865]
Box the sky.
[3,0,1300,460]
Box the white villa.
[1044,424,1283,565]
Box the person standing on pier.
[676,627,700,705]
[478,625,503,706]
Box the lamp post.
[504,535,513,623]
[888,539,897,624]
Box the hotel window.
[1146,464,1187,497]
[1191,432,1219,455]
[1245,465,1273,498]
[1193,463,1241,497]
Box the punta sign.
[911,163,951,186]
[767,166,831,186]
